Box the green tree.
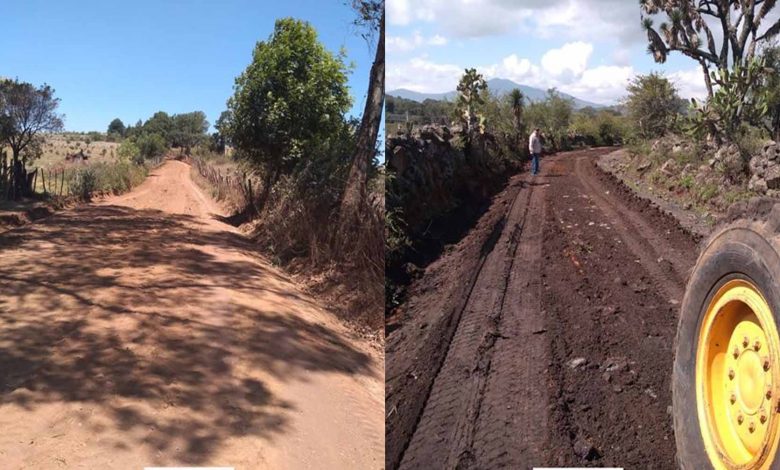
[625,73,683,139]
[456,68,488,133]
[508,88,526,145]
[107,118,125,137]
[143,111,173,144]
[0,79,64,199]
[171,111,209,155]
[136,133,167,160]
[640,0,780,99]
[525,89,573,151]
[117,139,141,163]
[224,18,352,209]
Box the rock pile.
[387,124,507,240]
[748,141,780,194]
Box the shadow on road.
[0,204,374,464]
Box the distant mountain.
[388,78,605,110]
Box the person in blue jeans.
[528,128,542,175]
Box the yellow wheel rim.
[697,279,780,469]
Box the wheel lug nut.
[768,389,773,400]
[761,413,768,424]
[756,340,762,351]
[731,393,737,404]
[750,421,756,433]
[738,414,745,424]
[765,358,771,371]
[734,347,740,358]
[744,337,750,347]
[729,369,736,380]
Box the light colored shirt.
[529,132,542,154]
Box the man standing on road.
[529,128,542,176]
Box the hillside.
[388,77,605,110]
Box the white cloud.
[612,47,632,66]
[387,31,449,53]
[385,0,720,104]
[668,68,709,101]
[388,0,412,26]
[429,34,448,46]
[387,0,642,42]
[479,54,543,87]
[541,42,593,79]
[387,56,464,92]
[560,65,635,103]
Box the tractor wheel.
[674,201,780,469]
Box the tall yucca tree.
[509,88,526,149]
[640,0,780,99]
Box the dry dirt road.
[0,160,383,469]
[386,148,701,469]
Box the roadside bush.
[67,161,148,199]
[136,133,167,160]
[96,161,147,193]
[117,139,141,163]
[625,72,685,139]
[70,167,98,200]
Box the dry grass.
[36,134,120,169]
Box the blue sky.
[1,0,377,132]
[387,0,780,105]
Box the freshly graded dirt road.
[386,148,700,469]
[0,160,383,469]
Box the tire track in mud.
[398,179,540,469]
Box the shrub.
[66,161,148,199]
[70,167,97,200]
[136,133,167,160]
[118,139,141,163]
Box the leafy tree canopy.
[107,118,125,136]
[625,72,684,139]
[224,17,353,175]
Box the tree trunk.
[700,60,714,99]
[11,148,23,200]
[337,9,385,241]
[256,164,280,214]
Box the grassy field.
[36,133,120,169]
[2,133,149,198]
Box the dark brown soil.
[385,148,701,469]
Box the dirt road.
[0,160,383,469]
[386,148,700,469]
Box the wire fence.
[0,154,168,201]
[191,156,262,212]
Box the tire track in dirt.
[398,178,539,469]
[385,176,528,470]
[575,155,694,301]
[387,147,702,469]
[470,175,548,468]
[542,149,698,467]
